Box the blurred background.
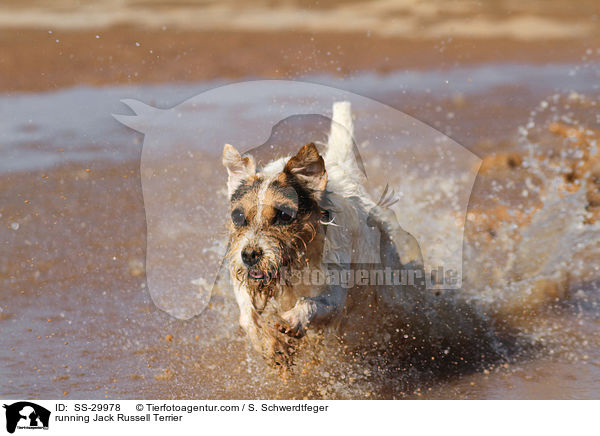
[1,0,599,91]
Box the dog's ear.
[284,142,327,192]
[222,144,256,197]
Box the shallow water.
[1,62,600,399]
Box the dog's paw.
[279,303,313,338]
[278,312,307,338]
[263,316,299,368]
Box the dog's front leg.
[235,288,265,353]
[234,282,298,367]
[279,284,347,337]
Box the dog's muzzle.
[241,246,262,266]
[241,246,267,281]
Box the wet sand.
[2,143,599,399]
[2,85,600,399]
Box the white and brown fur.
[223,102,502,371]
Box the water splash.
[463,89,600,320]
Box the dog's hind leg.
[366,186,427,311]
[368,186,424,273]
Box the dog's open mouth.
[248,268,267,281]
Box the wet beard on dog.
[230,209,327,312]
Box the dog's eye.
[231,208,247,227]
[274,208,295,225]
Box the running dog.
[222,102,498,370]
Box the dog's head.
[223,142,327,310]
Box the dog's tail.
[325,101,365,190]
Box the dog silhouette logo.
[113,80,480,320]
[3,402,50,433]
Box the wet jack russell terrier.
[223,102,429,368]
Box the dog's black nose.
[241,247,262,267]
